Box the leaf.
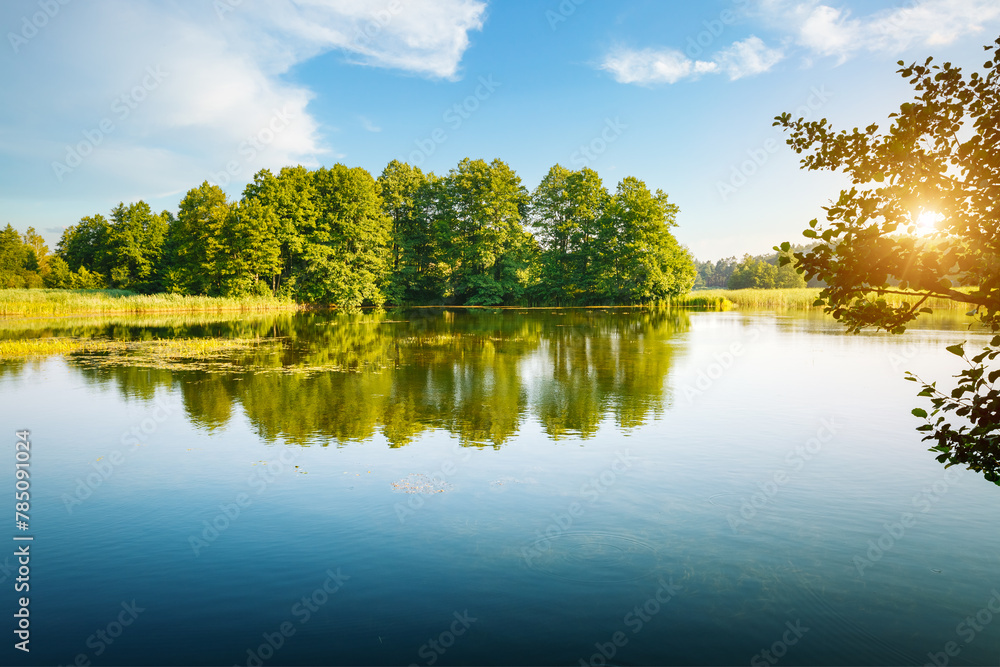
[945,344,965,357]
[912,408,928,418]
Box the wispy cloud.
[601,36,782,85]
[600,47,718,84]
[0,0,486,201]
[713,36,785,80]
[358,116,382,133]
[602,0,1000,85]
[759,0,1000,60]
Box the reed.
[674,289,819,310]
[0,289,301,317]
[676,288,975,311]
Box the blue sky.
[2,0,999,260]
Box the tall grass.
[675,289,820,310]
[677,288,975,311]
[0,289,301,317]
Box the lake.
[2,308,998,666]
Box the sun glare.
[912,210,943,237]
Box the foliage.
[727,252,806,289]
[32,158,696,309]
[775,36,1000,483]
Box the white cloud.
[359,116,381,133]
[601,36,782,85]
[713,36,786,80]
[602,0,1000,86]
[257,0,488,80]
[0,0,486,204]
[758,0,1000,60]
[601,47,717,84]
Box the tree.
[596,177,695,303]
[298,164,391,311]
[170,182,230,295]
[242,166,316,296]
[775,36,1000,483]
[434,158,533,305]
[531,165,609,304]
[57,215,110,275]
[727,255,777,289]
[215,197,282,296]
[44,256,72,288]
[105,201,168,292]
[377,160,439,305]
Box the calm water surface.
[1,309,998,666]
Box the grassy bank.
[673,288,819,310]
[0,287,976,319]
[0,289,301,317]
[676,288,974,311]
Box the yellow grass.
[0,289,301,317]
[678,288,974,311]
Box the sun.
[911,210,943,237]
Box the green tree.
[242,166,316,296]
[105,201,168,291]
[727,255,776,289]
[775,36,1000,483]
[44,256,72,288]
[170,182,230,295]
[531,165,609,304]
[377,160,438,305]
[57,215,110,276]
[597,177,695,303]
[215,197,282,296]
[298,164,391,310]
[0,224,29,287]
[435,158,533,305]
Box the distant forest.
[0,159,707,310]
[693,245,821,290]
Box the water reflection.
[1,309,691,447]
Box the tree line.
[30,158,698,309]
[694,245,818,290]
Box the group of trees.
[694,247,809,290]
[0,224,68,288]
[46,159,696,309]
